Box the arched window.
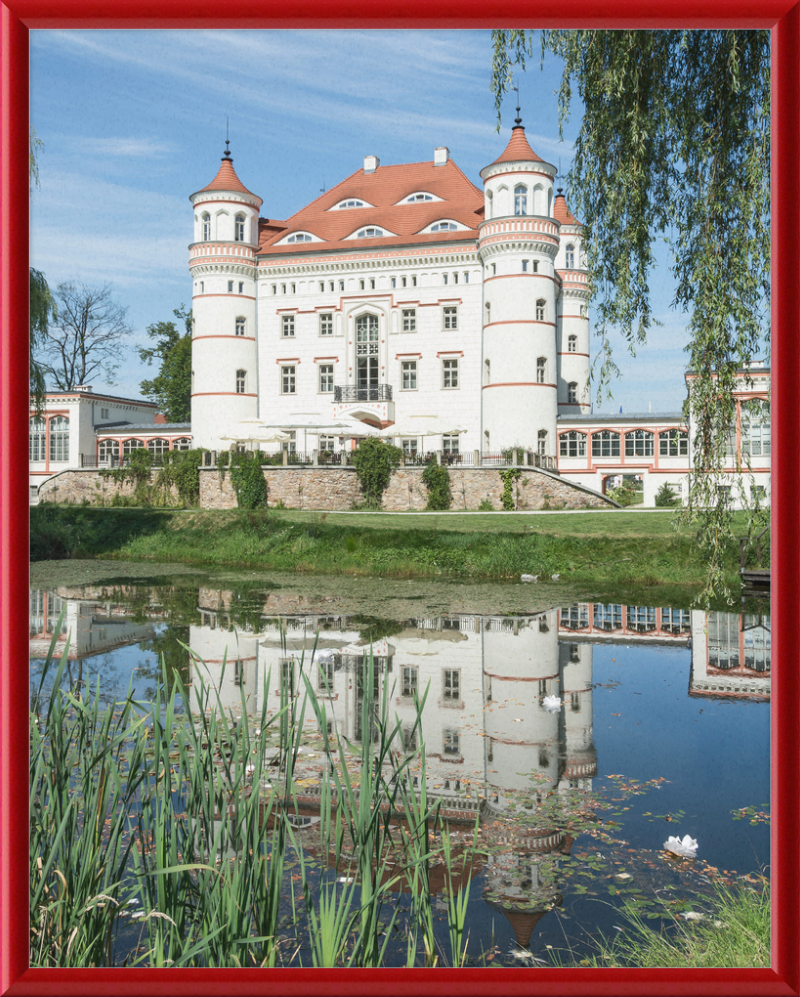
[357,227,385,239]
[514,184,528,215]
[355,314,379,390]
[97,439,119,463]
[568,335,577,352]
[567,382,578,404]
[659,429,689,456]
[335,199,366,209]
[49,415,69,462]
[536,357,547,384]
[236,369,247,394]
[484,302,491,326]
[559,431,587,457]
[591,431,620,457]
[430,222,457,232]
[173,438,192,451]
[201,212,211,240]
[122,438,144,456]
[536,299,546,322]
[29,417,46,461]
[537,430,548,456]
[741,400,770,456]
[484,358,491,385]
[234,213,246,242]
[235,317,246,337]
[287,233,313,243]
[486,189,493,220]
[625,430,654,457]
[405,193,433,203]
[566,244,575,269]
[147,438,169,455]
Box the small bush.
[498,468,522,510]
[477,498,494,512]
[351,437,403,508]
[655,482,680,507]
[421,459,452,511]
[229,451,268,510]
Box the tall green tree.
[137,306,193,423]
[29,128,56,414]
[491,30,770,601]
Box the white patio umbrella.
[377,417,468,448]
[271,417,380,452]
[219,419,291,449]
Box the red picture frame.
[2,4,798,994]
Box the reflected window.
[708,612,740,670]
[402,666,418,698]
[443,669,460,701]
[593,604,623,631]
[627,606,657,633]
[318,658,334,690]
[561,605,589,630]
[660,607,690,634]
[443,728,460,755]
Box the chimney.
[434,147,449,166]
[363,155,379,173]
[74,384,92,393]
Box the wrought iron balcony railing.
[333,384,393,403]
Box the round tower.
[479,116,559,458]
[554,191,591,415]
[189,142,263,451]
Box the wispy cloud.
[81,136,178,157]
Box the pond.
[29,567,770,968]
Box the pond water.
[29,569,770,966]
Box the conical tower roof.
[490,124,545,166]
[554,189,581,227]
[191,142,261,204]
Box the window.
[625,430,654,457]
[236,369,247,394]
[401,276,407,288]
[227,280,234,293]
[97,438,119,462]
[339,280,345,291]
[359,279,365,291]
[287,233,313,243]
[536,357,546,384]
[319,435,335,452]
[369,278,375,290]
[48,416,69,462]
[319,313,333,336]
[391,277,396,288]
[173,438,192,451]
[484,358,491,385]
[443,728,460,755]
[318,658,334,691]
[536,299,546,321]
[122,438,143,456]
[318,364,334,393]
[411,275,417,287]
[281,284,286,294]
[533,261,539,273]
[235,213,245,241]
[443,669,460,700]
[430,221,457,231]
[406,193,433,202]
[235,317,246,336]
[522,260,529,272]
[580,304,588,318]
[592,431,621,457]
[567,382,578,404]
[401,361,417,390]
[291,283,296,294]
[329,281,334,292]
[280,366,295,394]
[402,666,418,697]
[741,400,771,456]
[29,418,46,461]
[238,282,244,294]
[319,281,324,292]
[537,430,547,457]
[659,429,689,456]
[402,308,416,332]
[442,434,460,455]
[514,183,528,215]
[201,213,210,240]
[271,284,277,294]
[752,484,767,502]
[443,273,449,285]
[484,302,491,326]
[443,306,458,330]
[560,431,587,457]
[464,272,469,283]
[453,273,458,284]
[443,358,459,388]
[282,315,295,338]
[568,335,577,352]
[491,263,496,275]
[199,281,204,293]
[336,199,365,209]
[147,438,169,455]
[357,227,385,238]
[565,244,575,268]
[355,314,379,390]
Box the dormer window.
[334,199,367,209]
[234,213,246,242]
[357,227,385,238]
[430,222,457,232]
[405,192,433,202]
[287,233,314,243]
[201,212,211,240]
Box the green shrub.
[655,482,680,507]
[155,448,205,505]
[421,459,452,511]
[350,437,403,508]
[228,451,268,510]
[498,468,522,510]
[477,498,494,511]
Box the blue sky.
[30,29,693,411]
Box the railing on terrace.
[80,454,170,468]
[333,384,393,403]
[196,448,559,471]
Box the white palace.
[29,120,770,508]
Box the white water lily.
[543,695,562,713]
[680,911,704,920]
[664,834,699,858]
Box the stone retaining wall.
[38,465,614,512]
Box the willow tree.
[30,128,56,414]
[491,30,770,601]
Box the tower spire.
[223,116,232,161]
[512,84,522,127]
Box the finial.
[512,84,522,126]
[223,117,232,160]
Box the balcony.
[333,384,393,403]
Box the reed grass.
[30,615,480,968]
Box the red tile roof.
[196,157,260,201]
[490,125,545,165]
[554,191,581,227]
[257,158,483,256]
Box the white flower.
[680,911,705,921]
[543,695,562,713]
[664,834,699,858]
